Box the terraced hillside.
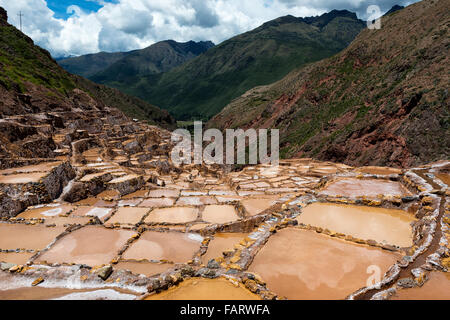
[209,0,449,168]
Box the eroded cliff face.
[209,0,449,168]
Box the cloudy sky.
[0,0,419,57]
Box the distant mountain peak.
[261,9,361,29]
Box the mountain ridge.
[59,40,214,81]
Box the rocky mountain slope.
[101,10,366,120]
[209,0,449,168]
[58,51,130,78]
[89,40,214,85]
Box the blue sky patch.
[47,0,116,19]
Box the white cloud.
[0,0,418,57]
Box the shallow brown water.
[17,205,74,219]
[145,278,260,300]
[0,224,65,251]
[36,226,134,266]
[248,228,400,300]
[115,261,173,277]
[321,178,411,198]
[202,205,239,224]
[0,252,34,264]
[357,166,402,176]
[241,198,277,216]
[144,207,198,224]
[435,173,450,186]
[297,203,416,247]
[122,231,202,263]
[0,172,48,184]
[106,207,149,225]
[202,233,247,264]
[0,162,61,175]
[391,272,450,300]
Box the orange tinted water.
[435,173,450,186]
[0,172,48,184]
[122,231,202,263]
[0,162,61,175]
[0,252,34,264]
[202,205,239,224]
[241,198,277,216]
[36,226,134,266]
[391,272,450,300]
[202,233,247,264]
[248,228,400,300]
[357,167,402,176]
[145,278,260,300]
[297,203,416,247]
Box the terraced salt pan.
[0,252,35,265]
[115,261,174,277]
[139,198,175,208]
[0,224,65,251]
[122,231,202,263]
[248,228,400,300]
[144,207,199,224]
[106,207,149,225]
[43,216,91,227]
[241,197,278,216]
[36,226,134,266]
[147,189,180,198]
[357,166,402,176]
[74,198,116,207]
[202,205,239,224]
[297,203,416,247]
[391,272,450,300]
[17,205,74,219]
[435,173,450,186]
[0,172,48,184]
[122,190,149,199]
[176,196,217,206]
[321,178,412,198]
[71,207,113,221]
[145,278,260,300]
[0,287,137,300]
[0,162,61,175]
[202,233,247,264]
